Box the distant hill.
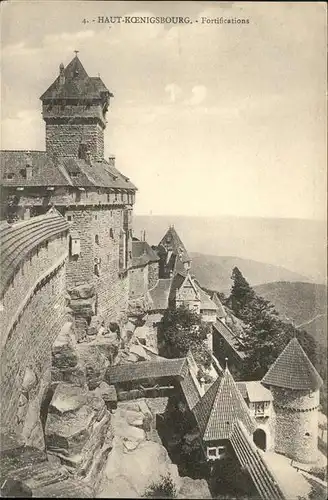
[254,281,327,347]
[134,215,326,284]
[188,252,309,295]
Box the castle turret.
[157,226,191,278]
[261,337,323,463]
[40,54,113,160]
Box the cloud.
[165,83,182,103]
[184,85,207,106]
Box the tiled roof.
[261,337,323,391]
[169,272,195,302]
[158,226,190,264]
[180,369,201,410]
[211,293,226,317]
[213,320,246,360]
[131,241,159,268]
[195,284,218,312]
[230,421,285,500]
[149,279,172,311]
[193,367,256,442]
[0,151,136,190]
[40,56,112,101]
[237,381,273,403]
[0,209,69,298]
[106,357,187,384]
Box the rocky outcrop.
[96,399,212,499]
[97,400,180,498]
[45,382,113,491]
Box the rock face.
[45,382,113,490]
[96,400,180,498]
[96,399,212,499]
[177,477,212,499]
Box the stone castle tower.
[1,54,137,334]
[40,55,110,161]
[261,337,323,463]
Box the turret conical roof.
[261,337,323,391]
[193,367,256,441]
[158,226,190,263]
[40,55,112,101]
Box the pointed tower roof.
[158,226,190,264]
[212,293,226,318]
[193,366,256,442]
[40,55,112,101]
[261,337,323,391]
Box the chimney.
[25,153,33,180]
[59,62,65,86]
[108,155,116,167]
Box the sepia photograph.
[0,0,327,498]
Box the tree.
[143,474,177,499]
[228,268,319,380]
[158,305,210,361]
[228,267,256,317]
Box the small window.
[5,173,14,180]
[207,447,217,458]
[95,235,99,245]
[67,215,72,221]
[305,432,310,437]
[95,214,97,221]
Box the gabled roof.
[40,55,112,101]
[237,381,273,403]
[0,151,136,190]
[261,337,323,391]
[193,366,256,442]
[194,284,218,312]
[158,226,190,264]
[106,357,187,384]
[211,293,226,318]
[213,320,246,360]
[172,272,200,302]
[149,279,172,311]
[131,241,159,268]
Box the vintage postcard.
[0,1,327,498]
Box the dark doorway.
[253,428,267,451]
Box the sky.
[1,0,327,220]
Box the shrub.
[143,473,177,499]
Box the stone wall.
[45,121,104,160]
[129,266,148,299]
[148,262,159,289]
[271,387,320,463]
[1,236,68,345]
[0,265,66,441]
[66,206,130,324]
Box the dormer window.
[70,172,79,178]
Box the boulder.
[49,383,88,414]
[33,478,94,498]
[52,327,78,370]
[94,382,117,410]
[22,368,37,393]
[177,477,212,499]
[87,315,104,337]
[69,296,96,318]
[68,284,96,300]
[77,344,109,390]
